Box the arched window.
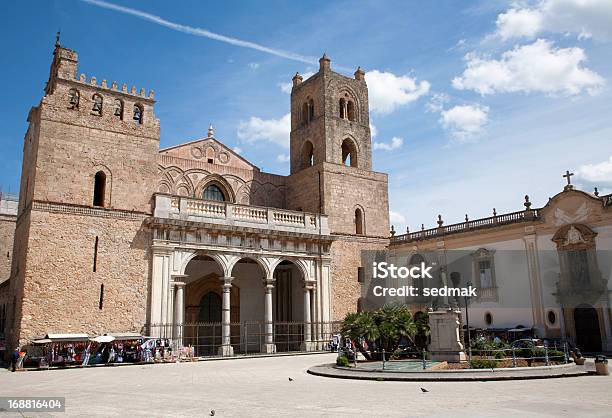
[347,100,355,121]
[339,98,346,119]
[301,102,309,125]
[113,99,123,120]
[92,94,103,116]
[485,312,493,326]
[203,184,225,201]
[355,208,364,235]
[341,138,358,167]
[93,171,106,207]
[308,98,315,121]
[301,141,314,169]
[133,104,143,124]
[68,88,80,109]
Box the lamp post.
[464,280,472,367]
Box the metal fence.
[146,321,342,357]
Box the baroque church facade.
[1,41,389,355]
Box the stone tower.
[287,55,390,320]
[8,39,160,348]
[289,54,372,174]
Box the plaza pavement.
[0,353,611,417]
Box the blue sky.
[1,0,611,231]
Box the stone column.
[218,276,234,356]
[150,249,171,338]
[301,284,314,351]
[262,279,276,354]
[173,281,186,349]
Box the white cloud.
[370,123,378,138]
[452,39,605,96]
[495,0,612,41]
[373,137,404,151]
[279,71,315,94]
[276,153,290,163]
[248,62,260,70]
[496,7,544,40]
[237,113,291,148]
[365,70,430,114]
[440,105,489,141]
[390,211,406,225]
[232,146,243,154]
[576,156,612,188]
[426,93,450,113]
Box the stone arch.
[194,174,236,203]
[300,140,315,169]
[271,258,310,282]
[337,86,361,122]
[91,164,112,207]
[228,255,270,279]
[354,204,365,235]
[341,137,359,167]
[180,251,230,277]
[157,180,172,194]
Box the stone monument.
[428,308,466,363]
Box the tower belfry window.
[339,98,347,119]
[355,208,364,235]
[113,99,123,120]
[308,99,315,121]
[347,100,355,121]
[341,139,358,167]
[93,171,106,207]
[92,94,103,116]
[68,88,80,109]
[133,104,143,124]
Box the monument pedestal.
[428,309,466,363]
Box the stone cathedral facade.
[1,40,610,357]
[1,41,390,354]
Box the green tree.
[340,304,426,360]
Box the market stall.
[32,333,90,368]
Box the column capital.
[262,278,275,289]
[220,276,234,288]
[174,281,186,288]
[303,280,316,291]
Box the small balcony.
[152,193,329,236]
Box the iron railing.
[145,321,342,357]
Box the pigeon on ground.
[420,387,429,393]
[288,377,294,382]
[210,410,215,416]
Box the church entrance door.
[574,305,602,352]
[198,291,222,355]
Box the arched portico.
[150,245,328,356]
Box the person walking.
[10,348,20,372]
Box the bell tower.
[289,54,372,174]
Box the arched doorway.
[197,291,222,356]
[273,260,306,352]
[574,305,602,352]
[199,292,222,322]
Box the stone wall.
[0,214,16,282]
[14,208,149,346]
[330,237,389,321]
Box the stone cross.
[563,170,574,186]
